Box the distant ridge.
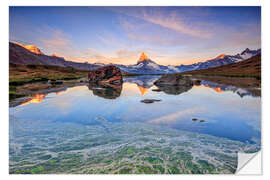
[181,54,261,78]
[9,42,100,70]
[9,41,261,74]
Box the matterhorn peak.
[138,52,149,63]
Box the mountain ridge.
[9,42,261,74]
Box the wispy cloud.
[113,7,213,39]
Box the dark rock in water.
[192,118,198,121]
[155,85,192,95]
[200,120,205,122]
[154,74,193,86]
[88,65,123,85]
[153,74,193,95]
[152,89,162,92]
[140,99,161,104]
[48,79,63,85]
[193,80,201,86]
[88,82,122,99]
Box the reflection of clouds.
[149,107,206,124]
[120,83,142,97]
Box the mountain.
[9,42,100,70]
[113,52,178,74]
[114,49,260,74]
[181,54,261,78]
[9,41,261,74]
[13,42,44,55]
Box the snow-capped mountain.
[114,52,178,74]
[10,41,260,74]
[114,49,261,74]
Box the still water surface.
[9,75,261,174]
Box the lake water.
[9,75,261,174]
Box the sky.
[9,6,261,65]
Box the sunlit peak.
[138,52,149,63]
[215,54,227,60]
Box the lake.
[9,75,261,174]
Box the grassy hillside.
[9,63,88,100]
[181,54,261,78]
[9,63,88,85]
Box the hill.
[9,42,100,70]
[181,54,261,78]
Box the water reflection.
[199,80,260,98]
[154,84,193,95]
[88,82,122,99]
[20,94,46,106]
[9,75,261,174]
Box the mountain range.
[9,42,261,74]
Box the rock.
[88,83,122,99]
[154,85,192,95]
[88,65,123,85]
[140,99,161,104]
[152,89,162,92]
[154,74,193,86]
[193,80,201,86]
[153,74,193,95]
[192,118,198,121]
[48,79,63,85]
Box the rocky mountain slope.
[9,42,100,70]
[181,54,261,78]
[9,41,261,74]
[113,49,260,74]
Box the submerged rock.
[200,120,205,123]
[88,65,123,85]
[152,89,162,92]
[140,99,161,104]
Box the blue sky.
[9,6,261,65]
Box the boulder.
[154,85,192,95]
[192,79,201,86]
[88,65,123,85]
[153,74,193,95]
[154,74,193,87]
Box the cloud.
[113,7,214,39]
[40,28,72,52]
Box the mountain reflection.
[20,94,46,106]
[199,80,261,98]
[137,85,148,96]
